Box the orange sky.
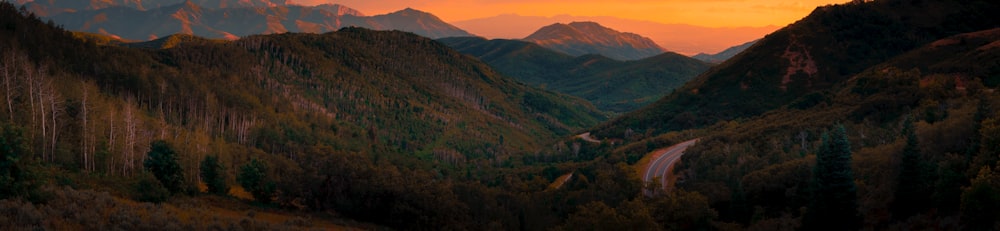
[290,0,847,27]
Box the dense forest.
[593,0,1000,137]
[0,1,719,230]
[2,0,1000,230]
[439,36,711,113]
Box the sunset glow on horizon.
[291,0,848,27]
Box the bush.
[238,159,275,203]
[143,140,185,194]
[134,173,170,203]
[200,155,228,195]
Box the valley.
[1,0,1000,230]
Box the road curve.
[576,132,601,143]
[642,139,699,190]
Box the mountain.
[20,0,289,16]
[311,3,363,16]
[592,0,1000,138]
[0,2,607,228]
[692,39,758,63]
[453,14,779,55]
[40,2,472,40]
[568,1,1000,229]
[440,36,710,113]
[522,21,665,60]
[368,8,473,39]
[603,26,1000,230]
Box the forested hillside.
[440,36,710,113]
[540,0,1000,229]
[3,0,1000,230]
[0,3,631,229]
[593,0,1000,138]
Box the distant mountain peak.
[370,7,475,38]
[41,2,472,40]
[313,3,364,16]
[388,7,435,18]
[523,21,664,60]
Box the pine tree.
[803,125,859,231]
[892,116,930,219]
[238,159,274,203]
[961,166,1000,230]
[143,140,185,194]
[0,124,35,200]
[200,155,228,195]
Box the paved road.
[576,132,601,143]
[643,139,699,190]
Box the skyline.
[290,0,848,27]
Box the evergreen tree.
[143,140,185,194]
[892,116,931,219]
[0,124,35,200]
[238,159,275,203]
[961,167,1000,230]
[803,125,859,231]
[200,155,228,195]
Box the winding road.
[643,139,699,191]
[576,132,601,143]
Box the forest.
[1,0,1000,230]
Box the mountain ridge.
[453,14,779,55]
[593,0,1000,138]
[523,21,665,60]
[692,39,758,63]
[40,1,473,40]
[440,36,709,112]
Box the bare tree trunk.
[48,81,60,163]
[108,110,116,175]
[124,100,137,176]
[37,71,47,162]
[1,51,15,122]
[26,60,36,155]
[81,81,89,172]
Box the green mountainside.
[439,36,711,113]
[4,0,1000,230]
[656,26,1000,228]
[534,0,1000,229]
[0,3,608,229]
[592,0,1000,138]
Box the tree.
[0,124,35,200]
[892,115,931,219]
[555,201,627,231]
[238,159,274,203]
[200,155,228,195]
[803,125,859,231]
[143,140,185,194]
[649,190,717,231]
[961,167,1000,230]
